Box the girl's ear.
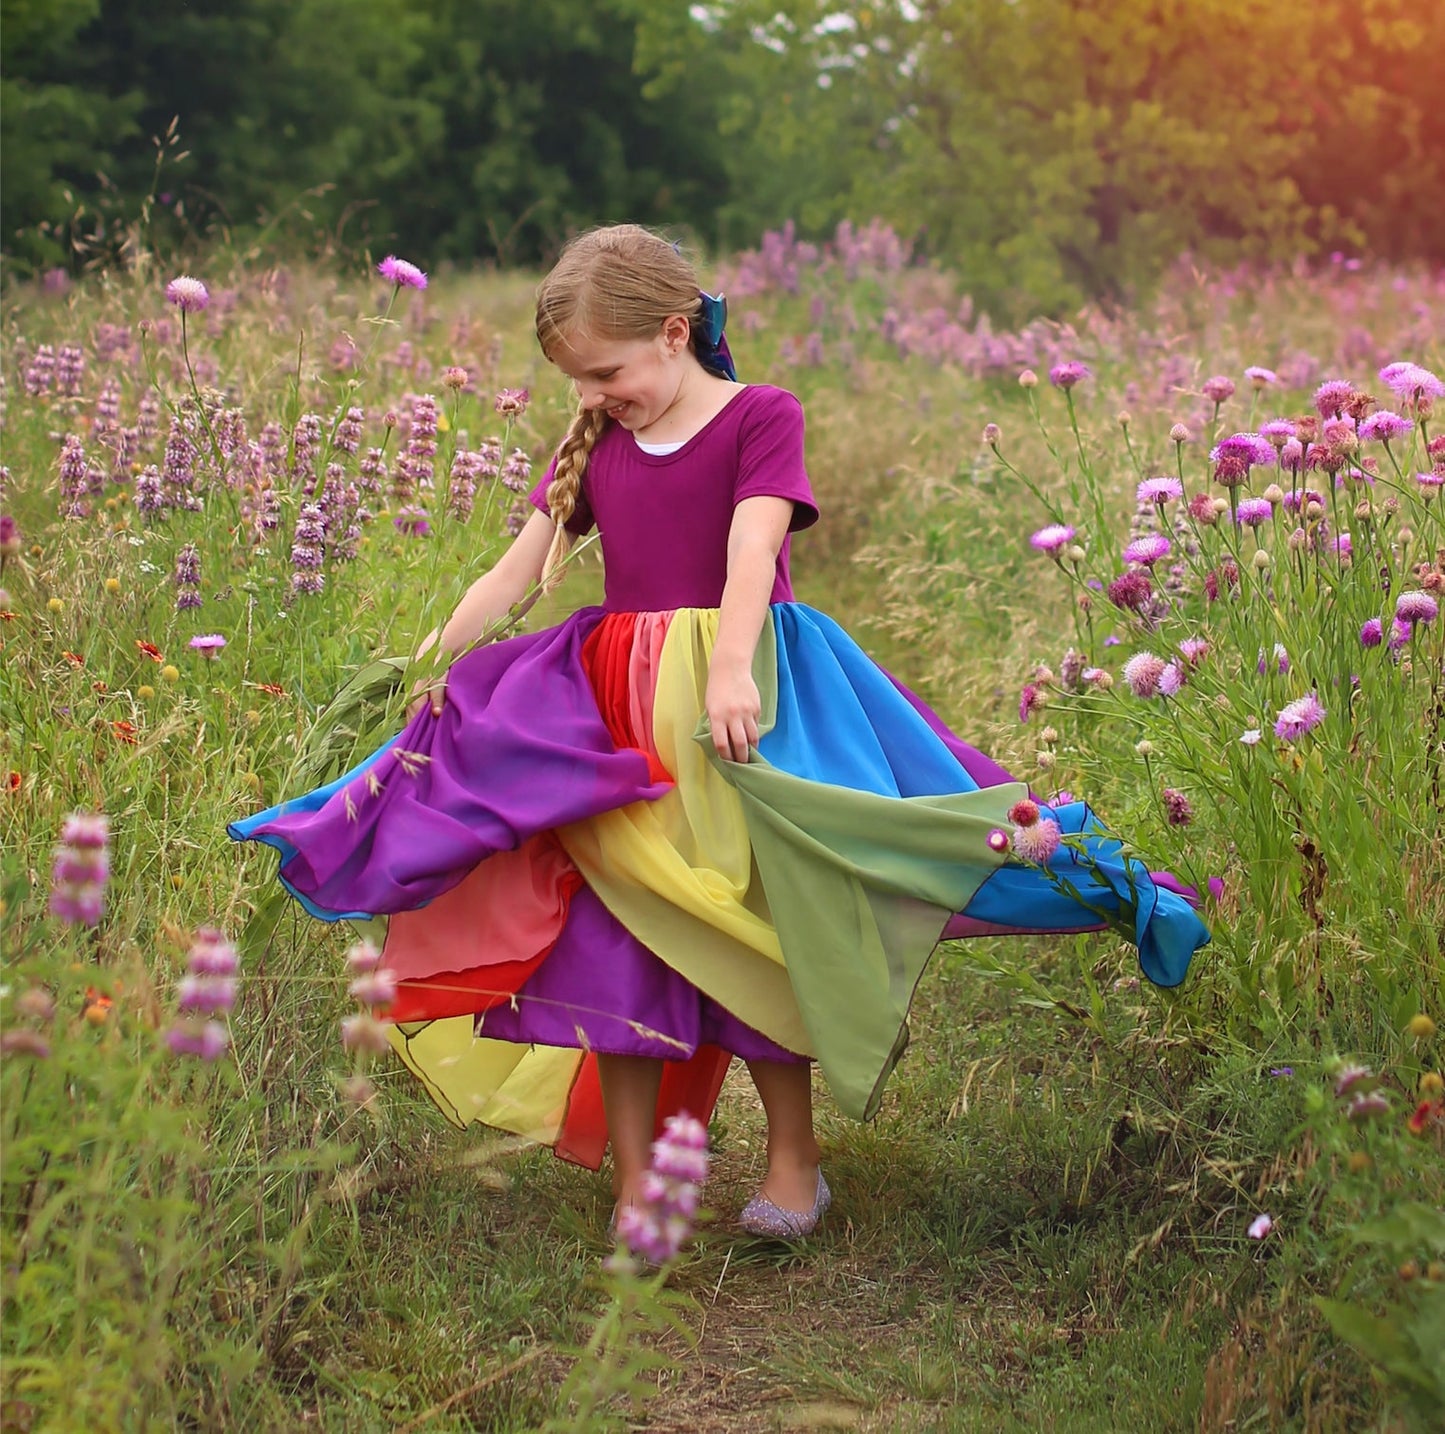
[660,313,691,354]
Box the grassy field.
[2,234,1443,1431]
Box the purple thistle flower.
[1313,379,1354,418]
[165,276,210,313]
[378,255,428,290]
[494,388,530,417]
[1123,652,1167,698]
[1160,787,1192,826]
[1178,636,1210,666]
[1048,361,1090,390]
[1019,683,1044,722]
[1011,817,1062,863]
[1279,438,1305,470]
[1416,470,1445,497]
[1136,476,1183,505]
[1273,693,1326,742]
[1107,570,1153,612]
[1379,362,1444,403]
[188,633,227,658]
[1123,534,1171,566]
[1357,410,1413,443]
[49,812,110,927]
[1157,660,1185,697]
[0,512,19,558]
[1245,367,1278,388]
[1258,419,1296,446]
[1202,376,1236,404]
[1234,497,1273,527]
[1395,590,1439,627]
[1388,619,1412,651]
[1210,433,1277,471]
[1359,617,1384,648]
[1030,523,1076,555]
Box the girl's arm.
[707,495,794,762]
[410,509,554,714]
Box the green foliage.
[1,0,730,275]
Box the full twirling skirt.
[230,604,1208,1167]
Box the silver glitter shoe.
[738,1169,832,1238]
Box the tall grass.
[2,232,1442,1429]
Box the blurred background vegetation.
[4,0,1442,316]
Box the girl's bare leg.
[596,1053,664,1210]
[746,1058,823,1211]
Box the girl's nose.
[576,383,608,410]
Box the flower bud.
[1018,369,1038,389]
[1116,411,1131,428]
[1252,549,1271,571]
[1035,751,1055,770]
[1066,544,1086,565]
[1347,1150,1372,1173]
[982,422,1001,447]
[1262,484,1284,504]
[1135,740,1153,757]
[1421,1072,1444,1097]
[1407,1013,1437,1040]
[1039,725,1059,745]
[1170,423,1190,444]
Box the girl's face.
[550,318,692,432]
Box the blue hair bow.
[696,291,737,382]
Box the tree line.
[4,0,1440,315]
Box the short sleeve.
[733,389,819,532]
[528,453,595,536]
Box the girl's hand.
[705,657,761,763]
[407,671,447,721]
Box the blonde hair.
[535,225,707,587]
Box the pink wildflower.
[1030,524,1076,555]
[1273,693,1326,741]
[1202,376,1236,404]
[1123,534,1171,566]
[1123,652,1167,698]
[1049,362,1090,390]
[165,276,210,313]
[377,255,428,290]
[1136,476,1183,505]
[1011,817,1062,863]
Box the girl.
[231,225,1208,1238]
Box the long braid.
[541,404,606,590]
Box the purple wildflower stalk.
[49,812,110,927]
[613,1112,710,1267]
